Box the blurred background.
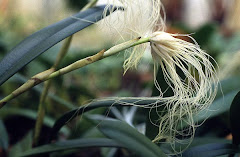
[1,0,240,156]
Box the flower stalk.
[33,36,73,146]
[0,37,150,109]
[32,0,99,145]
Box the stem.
[33,36,73,146]
[0,37,150,109]
[82,0,98,11]
[32,0,98,146]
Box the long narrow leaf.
[0,5,120,86]
[20,138,125,157]
[0,120,8,150]
[0,107,69,135]
[194,90,239,123]
[230,91,240,145]
[50,90,239,142]
[49,99,156,141]
[97,119,167,157]
[11,73,76,109]
[182,143,240,157]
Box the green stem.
[32,0,99,146]
[82,0,98,11]
[0,37,150,109]
[33,36,73,146]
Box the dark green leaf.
[49,99,156,141]
[215,76,240,99]
[98,119,167,157]
[0,5,120,86]
[20,138,125,157]
[182,143,240,157]
[230,91,240,145]
[0,107,69,135]
[192,76,240,124]
[0,120,8,150]
[9,131,33,157]
[192,23,216,47]
[11,73,76,109]
[194,90,239,123]
[160,137,231,154]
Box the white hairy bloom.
[102,0,165,72]
[149,32,218,146]
[101,0,219,151]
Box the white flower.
[102,0,219,151]
[102,0,165,72]
[149,32,218,146]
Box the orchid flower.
[101,0,219,151]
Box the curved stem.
[33,36,73,146]
[32,0,99,146]
[0,37,150,109]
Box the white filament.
[149,32,218,150]
[102,0,165,72]
[100,0,219,152]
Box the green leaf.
[182,143,240,157]
[9,131,33,157]
[193,76,240,123]
[20,138,125,157]
[49,99,156,141]
[194,90,239,123]
[11,73,76,109]
[230,91,240,145]
[98,119,167,157]
[0,120,8,150]
[0,107,69,135]
[192,23,217,47]
[49,77,240,141]
[0,5,120,86]
[160,137,231,154]
[215,76,240,99]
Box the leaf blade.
[182,143,240,157]
[49,99,157,141]
[230,91,240,145]
[20,138,125,157]
[0,120,8,150]
[98,119,167,157]
[0,5,119,86]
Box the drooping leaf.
[194,90,239,123]
[160,137,231,154]
[49,99,156,141]
[230,91,240,145]
[0,107,69,135]
[215,76,240,99]
[10,73,76,109]
[9,131,33,157]
[97,119,167,157]
[192,23,217,47]
[20,138,125,157]
[181,143,240,157]
[0,5,120,86]
[0,120,8,150]
[188,76,240,126]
